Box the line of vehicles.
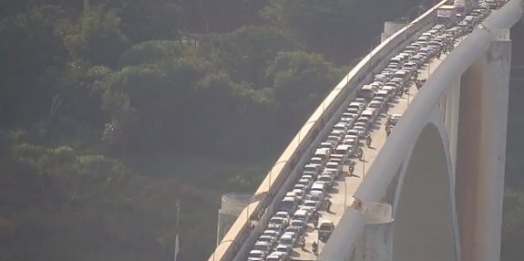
[438,0,507,26]
[244,1,503,261]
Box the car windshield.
[254,245,268,251]
[271,218,284,225]
[281,237,293,245]
[319,176,331,182]
[305,201,316,207]
[291,220,303,227]
[276,246,288,252]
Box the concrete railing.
[207,1,448,261]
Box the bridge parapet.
[209,1,451,261]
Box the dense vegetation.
[0,0,522,261]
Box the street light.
[343,175,348,209]
[213,239,238,261]
[268,160,289,190]
[300,120,318,144]
[361,149,366,178]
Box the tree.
[63,0,128,68]
[266,51,346,130]
[216,26,299,86]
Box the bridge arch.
[392,112,458,261]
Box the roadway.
[291,51,448,260]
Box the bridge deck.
[293,54,448,260]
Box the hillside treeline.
[0,0,523,260]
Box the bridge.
[209,1,524,261]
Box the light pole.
[343,175,348,209]
[213,239,238,261]
[300,120,318,145]
[361,149,366,178]
[268,160,289,190]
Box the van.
[303,163,320,176]
[280,196,298,214]
[361,109,377,120]
[293,209,310,223]
[348,102,364,112]
[375,90,390,102]
[359,85,376,100]
[314,148,331,163]
[333,122,348,133]
[382,86,397,96]
[332,144,350,163]
[318,220,335,242]
[311,181,327,195]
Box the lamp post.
[343,175,348,209]
[361,149,366,178]
[268,160,289,190]
[213,239,238,261]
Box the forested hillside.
[0,0,522,261]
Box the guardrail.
[207,1,448,261]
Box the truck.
[437,5,458,26]
[454,0,474,17]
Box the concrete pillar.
[381,22,408,42]
[354,203,394,261]
[455,29,511,261]
[445,76,461,180]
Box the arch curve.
[392,117,458,261]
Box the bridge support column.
[456,29,511,261]
[354,203,394,261]
[445,76,461,182]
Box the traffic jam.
[246,1,505,261]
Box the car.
[262,229,280,239]
[318,141,336,152]
[311,179,327,192]
[274,244,293,256]
[297,178,313,190]
[352,126,367,138]
[270,216,288,227]
[279,197,298,214]
[318,220,335,242]
[303,163,321,177]
[292,188,305,202]
[289,219,306,229]
[368,100,384,112]
[344,134,359,146]
[266,253,286,261]
[293,183,306,192]
[253,241,272,255]
[307,191,324,205]
[279,232,297,248]
[285,224,303,237]
[247,250,266,260]
[266,252,288,261]
[258,235,277,247]
[274,211,290,222]
[382,86,397,97]
[354,118,370,131]
[333,122,349,133]
[293,209,310,223]
[268,223,284,234]
[325,161,342,176]
[302,199,321,211]
[317,173,335,188]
